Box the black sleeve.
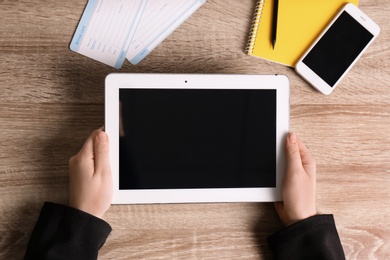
[24,202,112,260]
[267,214,345,260]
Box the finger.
[93,130,110,173]
[77,130,97,159]
[285,132,302,170]
[298,140,316,177]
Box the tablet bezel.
[105,73,289,204]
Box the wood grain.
[0,0,389,259]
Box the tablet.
[105,74,289,204]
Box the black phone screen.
[302,11,373,87]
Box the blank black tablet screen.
[119,89,276,189]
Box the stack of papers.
[70,0,206,68]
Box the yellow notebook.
[246,0,359,67]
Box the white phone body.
[295,3,380,95]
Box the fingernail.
[97,131,108,142]
[289,132,297,144]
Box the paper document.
[70,0,205,68]
[127,0,205,64]
[70,0,146,68]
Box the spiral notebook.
[245,0,359,67]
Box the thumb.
[285,132,302,170]
[93,131,110,173]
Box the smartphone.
[295,3,380,95]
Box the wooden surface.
[1,0,389,259]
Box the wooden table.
[1,0,389,259]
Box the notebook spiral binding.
[245,0,266,54]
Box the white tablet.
[105,74,290,204]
